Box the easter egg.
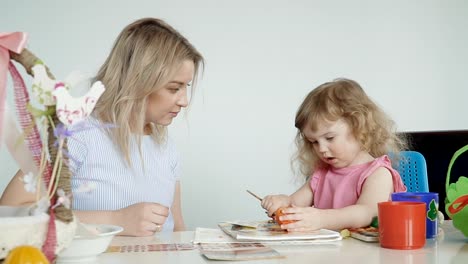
[4,245,49,264]
[274,207,296,225]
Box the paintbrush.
[246,190,263,201]
[246,190,276,218]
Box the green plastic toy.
[445,144,468,237]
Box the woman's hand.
[115,202,169,236]
[261,194,292,217]
[276,205,323,232]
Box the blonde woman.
[0,17,204,236]
[261,78,407,232]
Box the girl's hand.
[115,202,169,236]
[261,194,291,217]
[277,205,323,232]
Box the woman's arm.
[76,202,169,236]
[171,181,186,231]
[2,169,179,236]
[0,170,36,205]
[76,181,180,235]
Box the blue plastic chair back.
[396,151,429,192]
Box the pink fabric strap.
[9,61,43,166]
[0,32,28,147]
[42,207,57,262]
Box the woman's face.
[145,60,194,126]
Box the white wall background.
[1,0,467,230]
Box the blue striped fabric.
[67,118,179,232]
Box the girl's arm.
[290,179,314,207]
[171,181,186,231]
[280,167,393,231]
[0,170,36,205]
[262,180,314,215]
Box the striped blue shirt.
[67,118,180,232]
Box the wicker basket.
[0,44,77,261]
[445,144,468,238]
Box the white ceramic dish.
[56,224,123,263]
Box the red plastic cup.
[378,201,426,249]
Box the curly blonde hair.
[292,78,407,178]
[92,17,204,166]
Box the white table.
[99,221,467,264]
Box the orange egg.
[4,245,49,264]
[274,207,296,225]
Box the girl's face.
[302,118,372,168]
[145,60,194,127]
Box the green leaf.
[427,199,438,221]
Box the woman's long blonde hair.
[292,78,407,178]
[92,17,204,165]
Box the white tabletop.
[98,221,467,264]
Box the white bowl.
[56,224,123,263]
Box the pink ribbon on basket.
[9,61,45,168]
[0,32,28,147]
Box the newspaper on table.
[219,220,342,243]
[193,220,342,245]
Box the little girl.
[261,78,407,231]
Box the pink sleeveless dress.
[310,155,406,209]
